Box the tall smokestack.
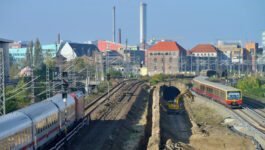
[57,33,60,44]
[140,2,147,49]
[113,6,116,43]
[118,28,121,43]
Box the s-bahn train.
[193,76,242,108]
[0,91,87,150]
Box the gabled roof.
[68,42,99,57]
[148,41,186,52]
[0,38,13,43]
[57,42,99,57]
[190,44,217,53]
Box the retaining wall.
[147,85,161,150]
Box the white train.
[0,91,86,150]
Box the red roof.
[148,41,186,52]
[190,44,217,53]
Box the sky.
[0,0,265,49]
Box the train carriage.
[47,93,76,132]
[193,76,242,108]
[0,90,85,150]
[71,91,85,122]
[18,101,59,150]
[0,112,32,150]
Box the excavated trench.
[160,85,192,148]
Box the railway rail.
[232,108,265,133]
[96,80,144,120]
[84,80,130,115]
[243,99,265,118]
[51,79,139,150]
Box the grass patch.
[185,99,224,128]
[104,103,110,107]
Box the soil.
[65,82,150,150]
[160,84,256,150]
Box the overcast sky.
[1,0,265,49]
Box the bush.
[149,74,166,85]
[237,76,265,98]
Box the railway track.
[97,80,144,120]
[65,80,145,149]
[84,79,134,115]
[243,99,265,118]
[232,108,265,133]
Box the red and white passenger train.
[193,76,242,108]
[0,91,86,150]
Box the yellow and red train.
[193,76,242,108]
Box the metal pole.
[46,64,50,99]
[107,50,110,100]
[100,52,104,82]
[1,50,6,115]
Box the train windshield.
[227,91,241,100]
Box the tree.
[26,40,33,67]
[34,38,43,69]
[9,63,19,79]
[237,76,265,97]
[44,49,55,69]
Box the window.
[150,53,153,56]
[165,52,168,55]
[169,66,172,71]
[154,66,157,71]
[154,58,157,63]
[200,85,205,91]
[227,91,241,100]
[158,52,160,55]
[221,91,225,98]
[154,53,157,56]
[0,139,3,150]
[4,137,7,150]
[172,52,176,56]
[169,57,173,63]
[161,58,164,63]
[206,87,213,93]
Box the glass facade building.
[9,44,60,61]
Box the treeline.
[237,76,265,98]
[7,38,56,113]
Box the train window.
[11,135,15,148]
[21,131,25,144]
[221,91,225,98]
[25,128,29,142]
[0,139,3,150]
[7,136,11,149]
[200,85,205,91]
[4,137,7,150]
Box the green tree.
[34,38,43,69]
[9,62,19,79]
[149,74,166,85]
[44,49,55,69]
[109,69,122,78]
[237,76,265,97]
[26,40,33,67]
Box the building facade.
[188,44,219,73]
[96,40,125,51]
[57,42,99,61]
[245,43,258,71]
[9,43,61,62]
[147,41,186,75]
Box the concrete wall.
[147,85,161,150]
